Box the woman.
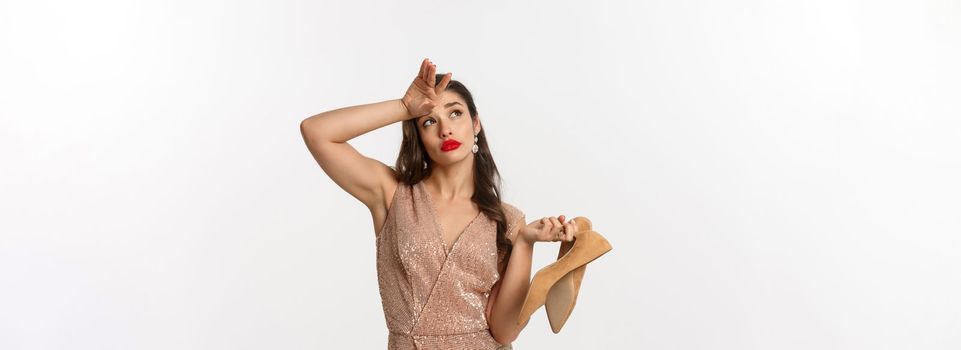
[300,58,575,349]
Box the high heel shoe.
[517,216,612,330]
[544,216,592,333]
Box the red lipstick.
[441,139,461,152]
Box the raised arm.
[299,58,451,212]
[300,98,410,211]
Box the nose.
[439,125,453,139]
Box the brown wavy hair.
[391,73,515,262]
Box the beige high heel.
[545,217,589,333]
[517,216,612,331]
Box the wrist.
[397,98,414,120]
[514,234,535,248]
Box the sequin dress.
[375,181,525,350]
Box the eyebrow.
[420,102,464,121]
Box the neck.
[425,157,475,201]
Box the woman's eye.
[422,111,461,127]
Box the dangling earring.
[472,133,479,154]
[423,160,428,169]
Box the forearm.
[301,98,411,143]
[490,238,535,343]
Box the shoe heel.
[517,217,613,328]
[545,230,612,332]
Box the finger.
[562,220,571,241]
[428,63,436,88]
[437,72,452,92]
[531,218,543,229]
[549,216,562,232]
[540,217,552,232]
[424,59,434,83]
[420,58,429,82]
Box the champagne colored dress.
[375,181,525,349]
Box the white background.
[2,0,959,349]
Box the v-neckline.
[419,181,483,256]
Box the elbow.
[299,118,314,136]
[300,118,326,143]
[495,335,517,346]
[489,309,525,345]
[491,328,518,346]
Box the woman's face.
[416,91,480,166]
